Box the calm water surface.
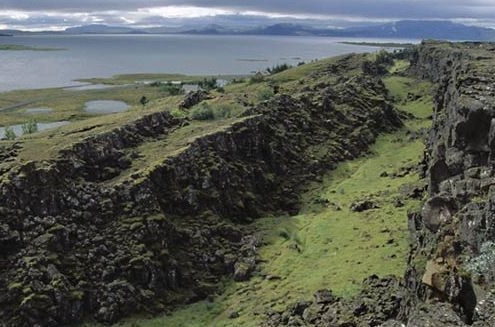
[84,100,129,114]
[0,35,417,92]
[0,121,69,139]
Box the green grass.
[0,84,176,127]
[0,96,178,163]
[108,72,433,327]
[268,54,364,84]
[383,75,433,119]
[388,59,411,74]
[105,116,251,186]
[111,132,425,327]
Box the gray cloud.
[0,0,494,18]
[1,0,495,30]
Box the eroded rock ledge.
[402,41,495,326]
[0,54,401,326]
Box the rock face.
[179,90,210,109]
[0,54,402,326]
[401,41,495,325]
[263,275,403,327]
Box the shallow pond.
[84,100,129,114]
[24,107,53,114]
[0,121,70,139]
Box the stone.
[313,289,335,304]
[179,90,211,109]
[350,199,380,212]
[421,195,457,232]
[228,310,240,319]
[233,260,255,282]
[290,301,312,316]
[407,303,468,327]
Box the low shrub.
[162,83,184,96]
[169,108,188,118]
[189,103,214,120]
[267,63,292,75]
[189,102,241,121]
[257,87,275,101]
[249,72,265,84]
[198,78,217,91]
[4,126,16,140]
[22,119,38,135]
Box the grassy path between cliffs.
[102,70,433,327]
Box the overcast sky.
[1,0,495,31]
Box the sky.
[1,0,495,31]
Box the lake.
[0,121,69,139]
[84,100,129,114]
[0,34,416,92]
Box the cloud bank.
[1,0,495,31]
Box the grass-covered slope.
[0,50,432,327]
[102,57,434,327]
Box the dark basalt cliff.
[0,55,402,326]
[402,41,495,326]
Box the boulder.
[350,199,380,212]
[179,90,210,109]
[421,195,457,232]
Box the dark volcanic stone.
[313,289,335,304]
[350,199,380,212]
[179,90,210,109]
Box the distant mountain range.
[2,20,495,41]
[64,24,147,35]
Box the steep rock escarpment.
[403,41,495,326]
[0,56,402,326]
[260,41,495,327]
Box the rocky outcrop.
[0,54,402,326]
[263,275,403,327]
[179,90,210,109]
[400,41,495,325]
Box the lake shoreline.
[0,34,418,92]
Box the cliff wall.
[403,41,495,326]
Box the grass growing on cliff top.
[112,75,433,327]
[105,116,252,186]
[0,84,173,127]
